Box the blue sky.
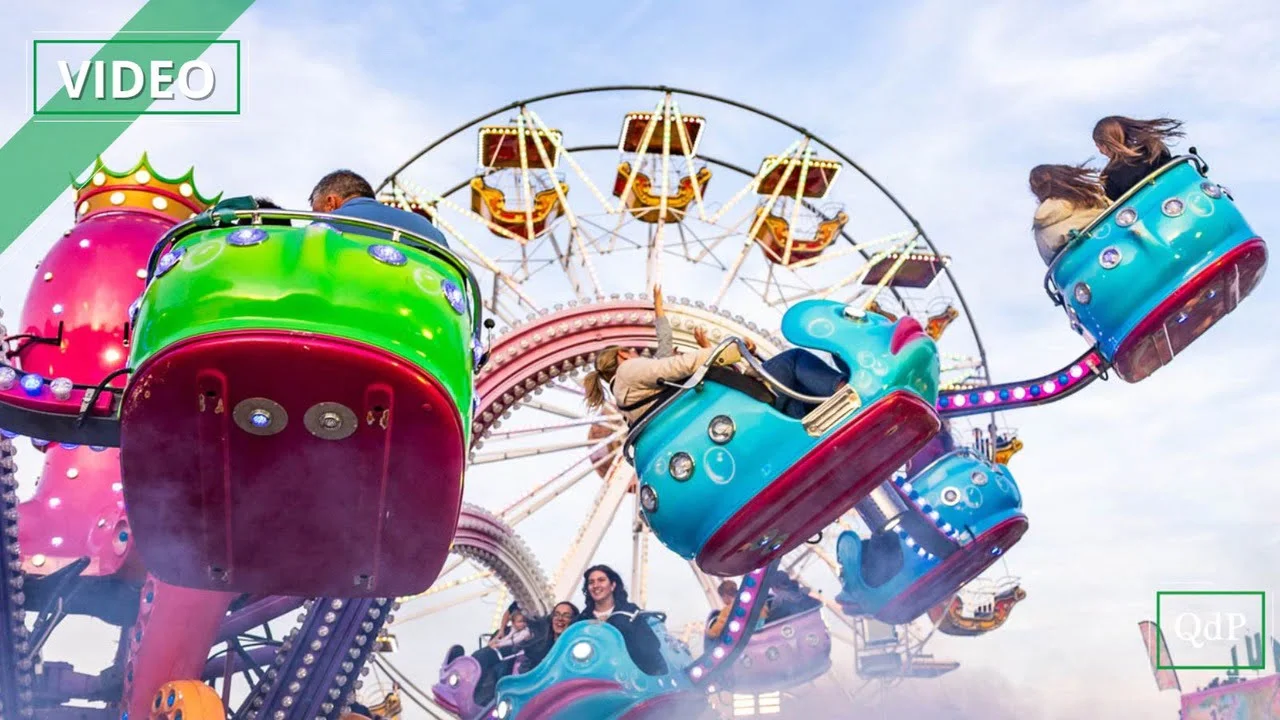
[3,1,1280,718]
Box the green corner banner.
[0,0,256,256]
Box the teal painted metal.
[835,449,1025,620]
[632,299,940,560]
[491,615,695,719]
[1048,157,1261,360]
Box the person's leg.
[761,349,845,418]
[471,646,500,668]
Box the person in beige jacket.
[585,287,847,424]
[1029,163,1111,266]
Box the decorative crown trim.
[71,153,222,224]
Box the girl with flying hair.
[584,287,847,425]
[1093,115,1185,200]
[1029,163,1110,265]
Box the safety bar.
[144,208,486,335]
[621,337,839,461]
[1043,153,1210,306]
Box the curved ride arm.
[1043,153,1209,306]
[144,208,486,336]
[684,561,777,688]
[936,349,1108,419]
[621,337,833,461]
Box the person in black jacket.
[520,601,579,670]
[1093,116,1185,200]
[575,564,668,676]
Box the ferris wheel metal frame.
[374,84,1014,695]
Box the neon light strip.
[685,560,777,688]
[936,349,1108,419]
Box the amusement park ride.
[0,85,1266,719]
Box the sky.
[3,1,1280,718]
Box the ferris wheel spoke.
[573,212,646,255]
[512,111,604,301]
[853,235,921,311]
[550,454,635,601]
[517,396,591,420]
[781,147,817,267]
[514,112,541,248]
[502,454,613,528]
[630,498,650,608]
[668,97,710,222]
[390,586,495,628]
[524,106,619,213]
[405,568,494,602]
[497,433,625,525]
[689,563,726,608]
[712,240,755,307]
[706,139,803,226]
[483,415,619,441]
[820,232,919,302]
[471,435,619,464]
[690,202,757,266]
[391,179,541,311]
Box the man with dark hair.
[309,169,449,248]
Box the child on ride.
[1029,163,1110,265]
[584,287,847,424]
[1092,116,1185,200]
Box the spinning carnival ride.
[0,85,1264,719]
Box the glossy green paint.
[128,223,475,434]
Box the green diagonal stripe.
[0,0,255,255]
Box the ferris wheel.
[369,85,1017,703]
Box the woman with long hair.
[1029,163,1110,265]
[584,291,846,425]
[1093,115,1185,200]
[575,564,668,675]
[520,601,580,670]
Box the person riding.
[1092,116,1185,200]
[575,564,668,675]
[1029,163,1110,265]
[584,288,847,425]
[705,580,739,640]
[520,601,580,670]
[308,169,450,248]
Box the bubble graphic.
[704,447,736,485]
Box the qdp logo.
[33,39,241,116]
[1156,591,1267,670]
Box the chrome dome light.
[708,415,735,444]
[1116,208,1138,227]
[1099,246,1122,269]
[940,487,962,506]
[1201,181,1222,199]
[639,484,658,513]
[670,452,695,481]
[1073,282,1092,304]
[1162,198,1185,217]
